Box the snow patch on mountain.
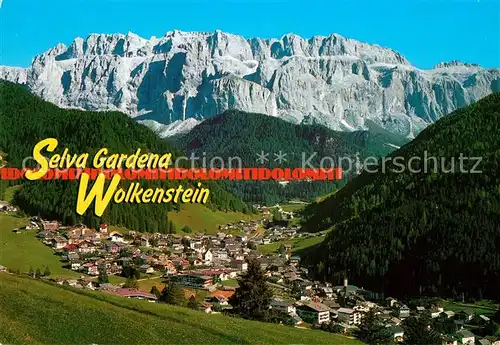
[385,143,401,149]
[140,118,201,138]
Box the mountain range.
[1,30,498,138]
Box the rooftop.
[337,307,355,314]
[457,330,475,338]
[300,301,330,313]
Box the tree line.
[0,81,249,232]
[173,109,405,204]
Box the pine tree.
[150,285,161,298]
[187,295,199,310]
[402,315,441,345]
[97,265,109,284]
[124,277,138,289]
[160,282,185,306]
[355,309,393,345]
[181,225,192,234]
[273,209,282,222]
[228,258,272,321]
[278,243,286,257]
[169,221,176,234]
[43,266,51,277]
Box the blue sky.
[0,0,498,69]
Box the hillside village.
[1,201,499,345]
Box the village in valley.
[1,200,499,345]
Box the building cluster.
[264,271,499,345]
[267,276,379,328]
[380,298,499,345]
[26,218,294,291]
[253,204,327,245]
[9,215,499,345]
[253,204,295,220]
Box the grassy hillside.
[0,81,249,233]
[0,214,78,278]
[302,93,500,300]
[106,204,258,235]
[0,273,361,345]
[258,235,327,255]
[2,185,21,203]
[167,203,260,234]
[172,110,407,204]
[443,300,497,317]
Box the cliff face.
[1,30,499,137]
[0,66,27,84]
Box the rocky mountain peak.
[0,30,498,138]
[434,60,481,69]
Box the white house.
[386,325,405,342]
[479,315,491,323]
[337,307,362,325]
[109,232,125,243]
[296,302,330,324]
[140,236,150,247]
[231,259,248,271]
[140,265,154,274]
[322,287,334,298]
[189,239,202,249]
[271,298,296,314]
[203,249,213,265]
[398,304,410,318]
[213,250,228,260]
[444,311,456,318]
[456,330,475,345]
[477,339,492,345]
[429,308,442,318]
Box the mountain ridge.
[0,81,250,232]
[300,92,500,300]
[171,109,408,204]
[1,30,498,138]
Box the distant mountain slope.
[172,110,408,204]
[302,93,500,300]
[0,273,360,345]
[1,30,498,137]
[0,81,249,232]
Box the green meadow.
[0,214,78,278]
[167,203,260,234]
[443,300,498,317]
[258,234,327,255]
[0,273,362,345]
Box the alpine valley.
[0,30,499,138]
[300,93,500,301]
[171,109,408,204]
[3,0,500,341]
